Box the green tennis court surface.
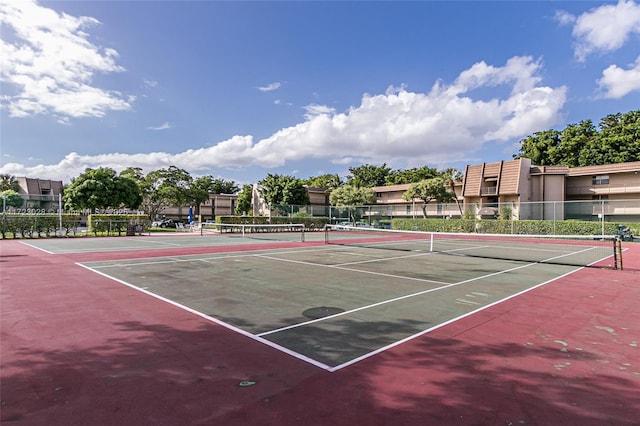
[79,243,595,370]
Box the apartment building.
[14,177,64,212]
[372,158,640,221]
[161,193,237,222]
[12,158,638,222]
[564,162,640,221]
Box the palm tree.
[442,168,464,216]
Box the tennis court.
[21,225,318,254]
[77,228,618,370]
[2,228,639,425]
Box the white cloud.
[567,0,640,62]
[257,82,282,92]
[147,121,173,131]
[0,56,567,184]
[303,104,336,120]
[597,56,640,98]
[0,0,133,119]
[553,10,576,26]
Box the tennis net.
[201,222,306,242]
[324,225,623,269]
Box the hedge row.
[1,214,148,239]
[391,218,625,236]
[1,214,83,239]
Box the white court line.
[76,262,335,372]
[21,239,184,254]
[256,254,450,286]
[78,242,614,372]
[256,255,549,338]
[328,267,583,372]
[331,250,432,267]
[83,245,345,268]
[20,241,56,254]
[328,244,494,267]
[19,234,263,255]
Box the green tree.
[515,130,563,166]
[1,190,24,211]
[156,166,193,207]
[302,173,343,190]
[120,167,166,221]
[514,109,640,166]
[386,166,438,185]
[63,167,142,212]
[402,177,455,218]
[186,176,238,217]
[346,163,391,187]
[209,178,240,195]
[559,120,598,166]
[259,174,310,213]
[594,111,640,164]
[234,184,253,216]
[440,168,464,215]
[188,176,215,218]
[119,167,145,183]
[0,174,20,192]
[329,185,376,223]
[136,167,192,220]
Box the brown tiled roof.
[499,160,521,194]
[484,162,501,177]
[568,161,640,176]
[530,166,569,175]
[462,164,483,196]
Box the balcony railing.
[22,194,58,202]
[566,183,640,195]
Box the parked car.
[152,219,180,228]
[333,221,352,229]
[354,222,371,228]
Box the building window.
[592,175,609,185]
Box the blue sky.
[1,0,639,186]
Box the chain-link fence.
[3,194,638,238]
[273,199,637,219]
[265,200,640,235]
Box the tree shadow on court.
[223,319,640,425]
[3,316,639,426]
[0,319,317,424]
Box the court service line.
[331,250,433,266]
[76,262,335,372]
[331,244,490,267]
[82,245,345,268]
[255,254,450,286]
[256,257,547,337]
[20,241,56,254]
[257,246,605,338]
[328,266,584,372]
